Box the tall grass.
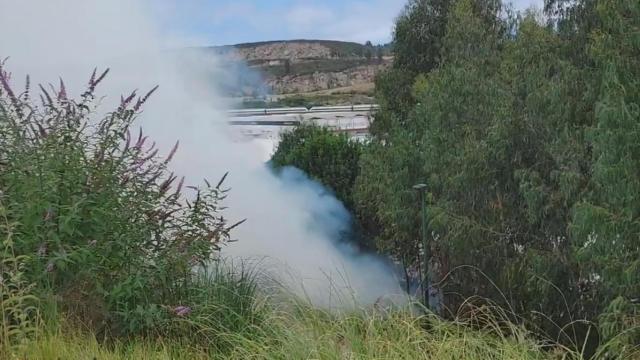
[0,200,40,357]
[14,299,583,360]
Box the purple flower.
[57,79,67,101]
[46,261,55,273]
[173,306,192,317]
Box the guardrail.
[227,104,380,117]
[228,120,301,126]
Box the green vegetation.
[271,125,362,210]
[0,60,582,360]
[262,59,375,78]
[0,64,256,356]
[223,39,392,59]
[270,125,380,248]
[271,0,640,357]
[9,301,582,359]
[2,0,640,357]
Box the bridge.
[227,105,378,144]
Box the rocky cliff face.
[267,63,388,94]
[211,40,391,95]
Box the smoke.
[0,0,405,308]
[209,49,272,99]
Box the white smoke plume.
[0,0,405,308]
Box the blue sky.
[153,0,543,47]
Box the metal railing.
[227,104,379,117]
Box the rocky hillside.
[267,63,381,94]
[210,40,392,96]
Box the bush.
[0,62,245,338]
[271,125,362,209]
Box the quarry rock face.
[267,63,388,94]
[211,40,392,95]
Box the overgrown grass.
[13,300,582,360]
[15,333,209,360]
[0,200,40,356]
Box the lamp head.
[413,183,427,191]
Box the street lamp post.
[413,183,429,308]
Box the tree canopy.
[271,0,639,354]
[359,0,640,353]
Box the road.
[227,105,376,141]
[226,106,376,157]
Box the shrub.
[0,61,243,337]
[271,124,362,209]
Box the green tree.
[354,128,424,284]
[370,69,416,137]
[271,125,362,210]
[393,0,452,74]
[407,0,513,310]
[359,0,511,302]
[571,0,640,351]
[492,13,595,339]
[364,0,585,317]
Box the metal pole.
[413,184,429,308]
[421,190,429,306]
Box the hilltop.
[208,40,393,105]
[212,39,386,60]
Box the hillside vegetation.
[213,39,392,61]
[271,0,640,357]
